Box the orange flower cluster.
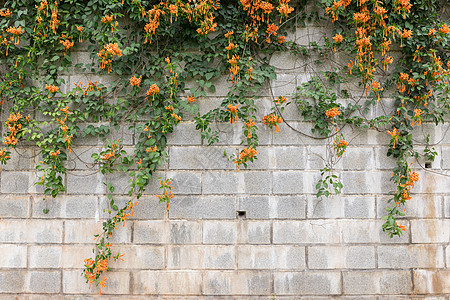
[76,25,83,42]
[0,148,10,171]
[234,146,258,171]
[97,43,122,73]
[325,107,341,123]
[277,0,294,17]
[333,138,348,158]
[0,9,11,17]
[50,1,59,34]
[60,34,73,50]
[411,109,423,126]
[274,96,287,105]
[187,96,196,103]
[45,84,59,98]
[266,23,278,43]
[439,24,450,35]
[333,33,343,43]
[57,106,73,152]
[84,258,109,294]
[6,26,23,45]
[227,103,239,124]
[227,54,240,83]
[263,113,282,133]
[74,80,103,97]
[101,142,118,162]
[101,14,118,31]
[171,113,182,122]
[146,145,157,152]
[129,76,142,87]
[387,127,400,148]
[393,168,419,210]
[146,84,159,101]
[156,179,174,209]
[4,113,23,149]
[244,118,256,138]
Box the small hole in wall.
[425,162,432,169]
[237,211,246,219]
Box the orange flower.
[325,107,341,118]
[60,38,73,50]
[227,103,239,124]
[333,33,343,43]
[439,24,450,34]
[146,84,159,101]
[428,28,436,36]
[0,9,12,17]
[187,96,196,103]
[401,29,412,39]
[45,84,59,98]
[129,76,142,87]
[277,36,285,43]
[101,14,114,23]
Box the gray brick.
[63,270,129,295]
[411,220,450,243]
[447,246,450,268]
[169,221,202,244]
[273,171,303,194]
[377,195,442,219]
[167,171,201,194]
[61,245,93,268]
[308,195,375,219]
[308,246,375,269]
[378,245,444,269]
[274,271,341,295]
[105,172,133,195]
[1,172,33,194]
[26,271,61,293]
[169,146,235,170]
[273,220,340,244]
[2,147,33,170]
[204,246,235,269]
[343,271,412,294]
[109,245,164,269]
[100,195,166,220]
[340,147,375,170]
[271,74,297,97]
[203,271,271,295]
[203,171,238,194]
[133,271,202,295]
[166,122,202,145]
[66,146,101,170]
[273,122,326,146]
[0,195,29,218]
[237,245,305,270]
[239,196,306,219]
[0,220,63,243]
[29,246,62,268]
[238,196,270,219]
[342,171,382,194]
[66,171,105,194]
[169,196,236,219]
[243,221,271,244]
[0,245,27,268]
[202,171,272,195]
[64,220,131,244]
[133,220,168,244]
[203,221,237,244]
[0,271,25,293]
[415,171,450,194]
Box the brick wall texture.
[0,24,449,299]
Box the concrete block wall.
[0,20,449,299]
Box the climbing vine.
[0,0,448,294]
